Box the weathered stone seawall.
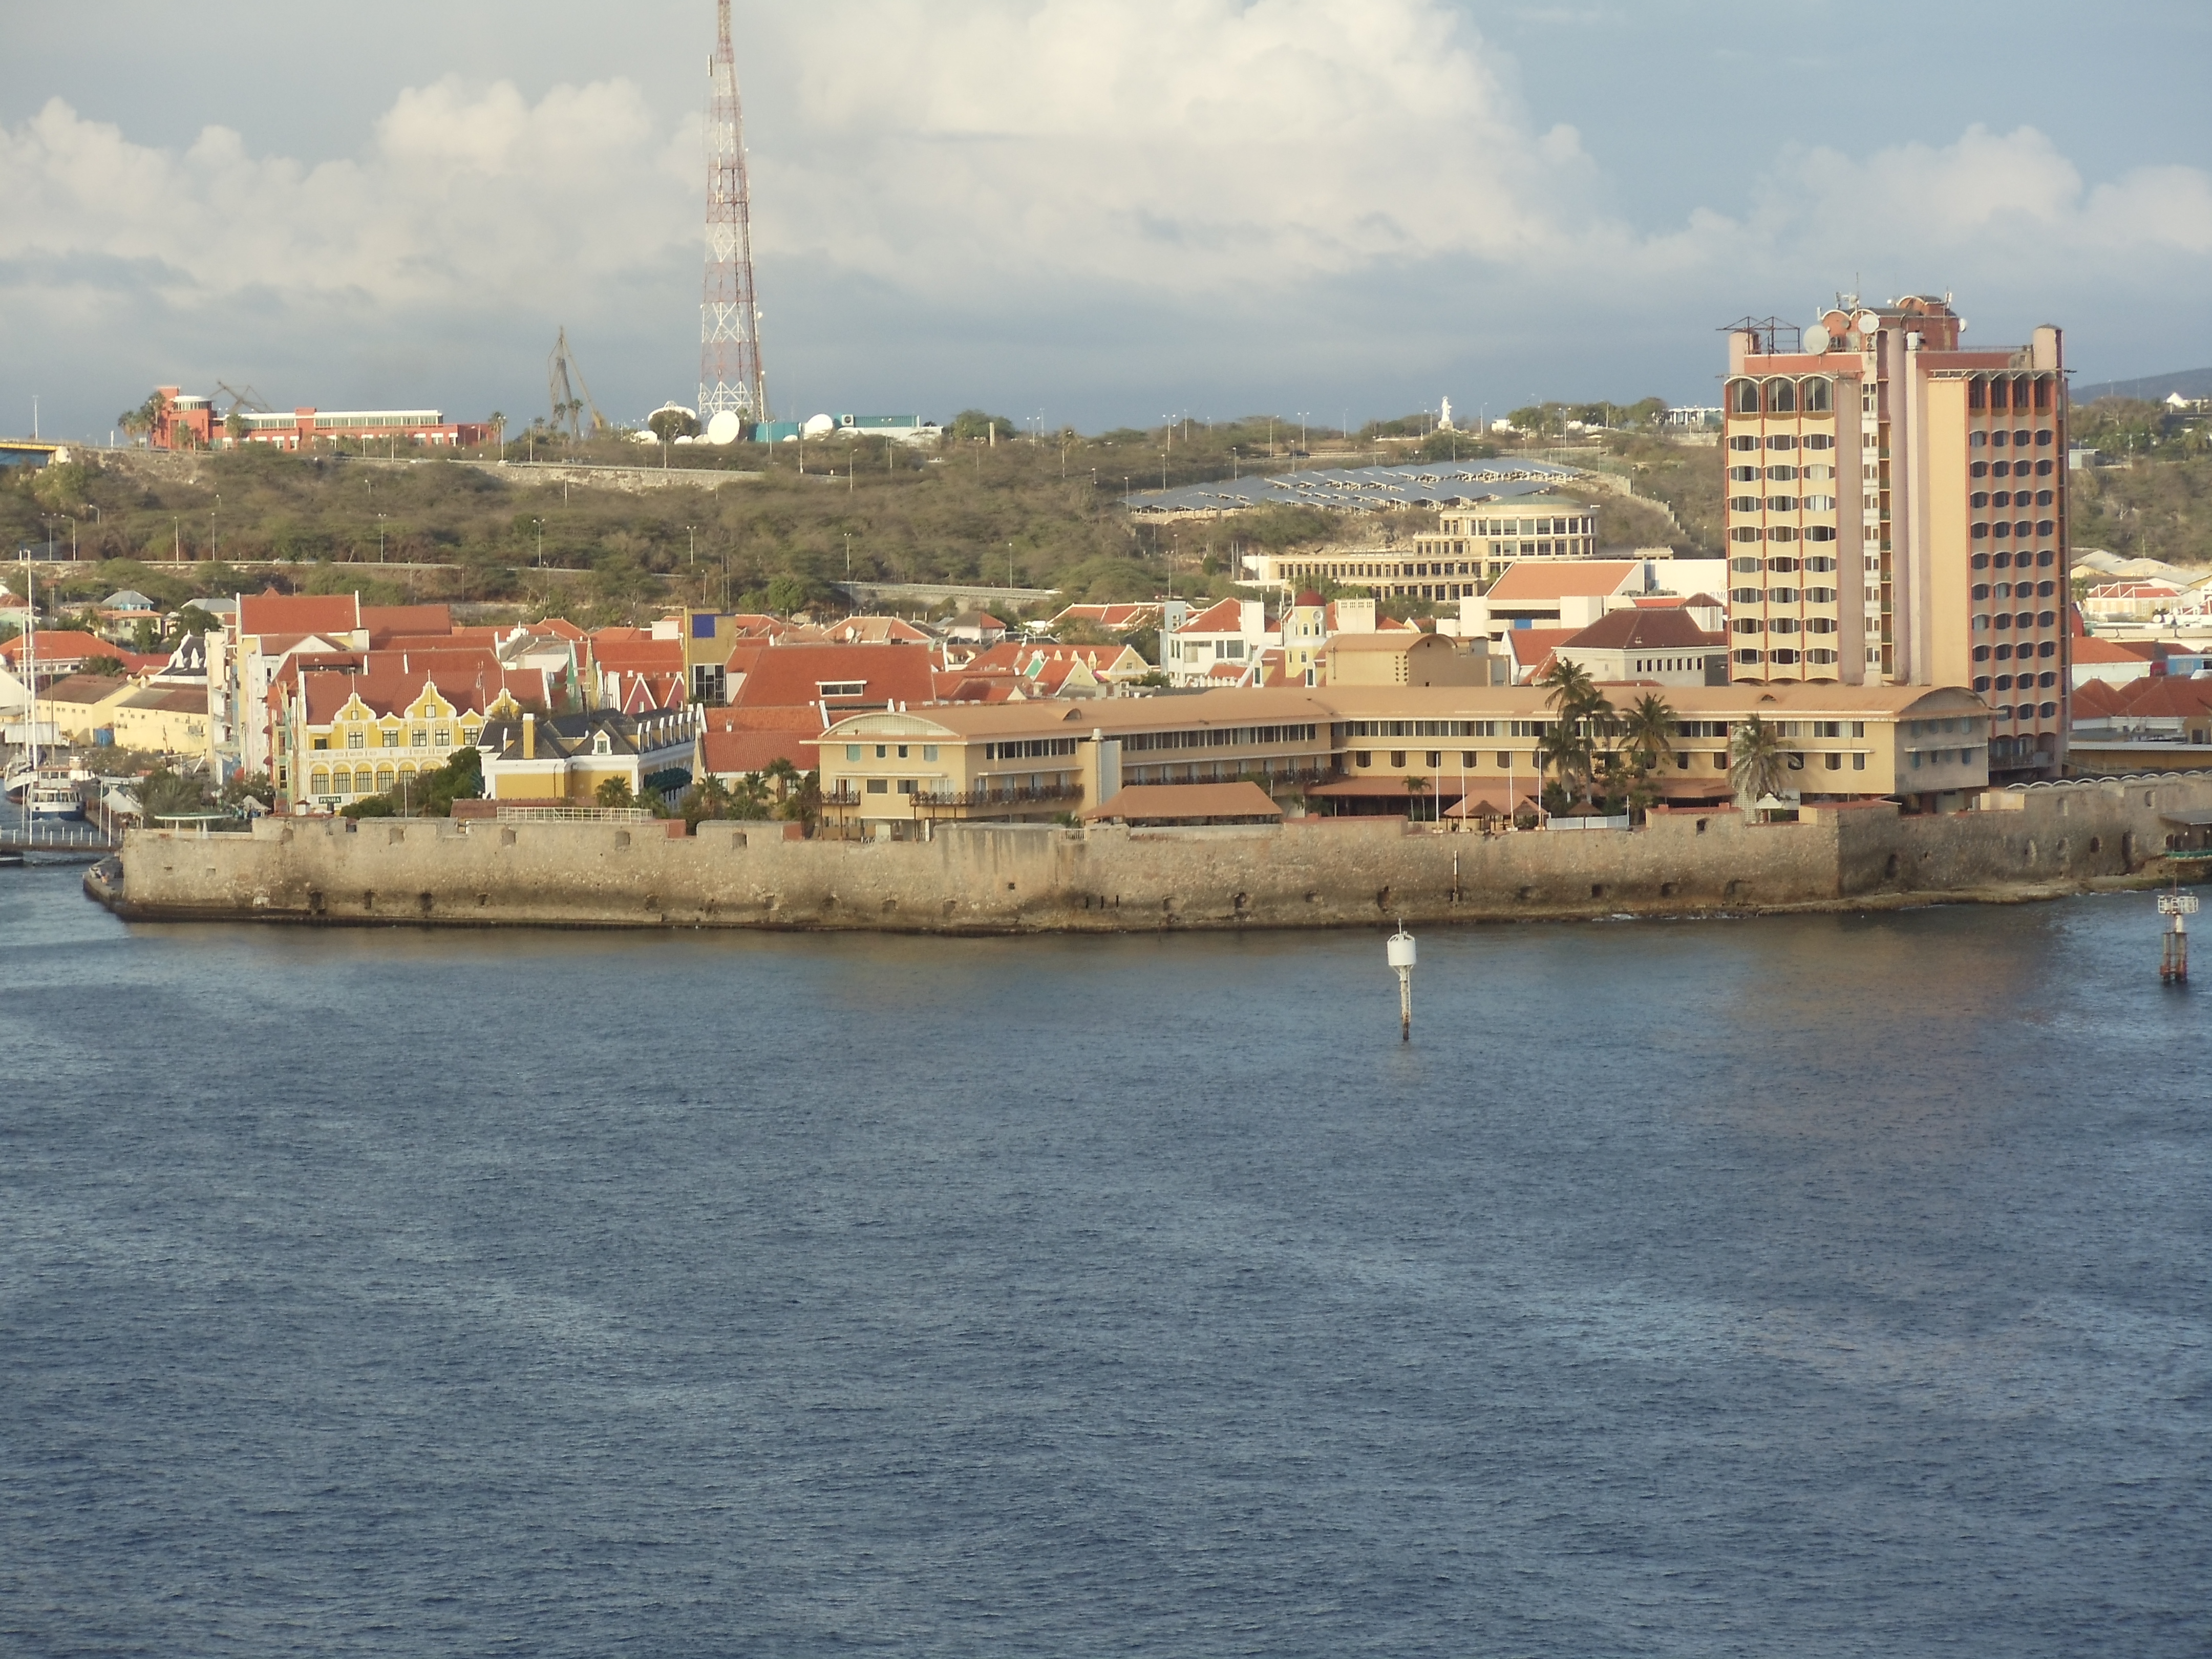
[95,776,2212,932]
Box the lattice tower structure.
[700,0,765,423]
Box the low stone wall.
[97,775,2212,932]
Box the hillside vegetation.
[2068,397,2212,567]
[0,400,2008,624]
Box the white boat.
[4,762,34,803]
[27,776,85,821]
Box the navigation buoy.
[2159,889,2196,983]
[1387,920,1417,1041]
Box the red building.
[145,388,490,451]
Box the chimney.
[522,711,535,759]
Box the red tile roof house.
[730,643,942,724]
[1162,597,1277,686]
[957,641,1148,691]
[2068,672,2212,774]
[1046,602,1164,633]
[2070,635,2156,690]
[1547,608,1727,688]
[273,649,545,809]
[1,630,113,688]
[1460,559,1648,642]
[222,593,377,780]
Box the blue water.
[2,866,2207,1656]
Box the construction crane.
[216,380,272,415]
[547,327,608,440]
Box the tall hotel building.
[1722,295,2068,780]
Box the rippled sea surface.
[2,865,2208,1656]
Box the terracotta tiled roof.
[360,604,455,645]
[591,638,685,673]
[2100,676,2212,720]
[2072,636,2156,663]
[824,616,934,644]
[1049,602,1162,631]
[2071,678,2127,718]
[1558,609,1723,650]
[1178,597,1246,633]
[1484,560,1642,602]
[239,590,361,639]
[732,643,940,711]
[2,629,107,666]
[700,728,817,776]
[38,672,131,706]
[295,648,542,723]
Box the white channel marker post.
[2159,890,2196,983]
[1388,920,1417,1041]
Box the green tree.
[595,775,636,810]
[80,653,126,677]
[764,573,827,615]
[220,772,276,813]
[1618,691,1677,820]
[1537,723,1591,815]
[648,407,701,443]
[949,410,1016,442]
[1538,656,1613,812]
[138,765,212,822]
[1730,716,1789,807]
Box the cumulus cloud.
[754,0,1596,286]
[1,0,2207,432]
[0,77,689,314]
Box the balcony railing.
[917,783,1084,809]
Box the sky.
[3,1,2209,442]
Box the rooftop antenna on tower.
[700,0,767,436]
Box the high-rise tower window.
[1730,379,1759,414]
[1766,380,1797,414]
[1803,378,1832,413]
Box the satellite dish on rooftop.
[1855,311,1880,336]
[1804,324,1831,354]
[705,410,742,445]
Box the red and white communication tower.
[700,0,765,430]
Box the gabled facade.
[1161,598,1276,686]
[477,708,700,805]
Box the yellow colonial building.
[476,708,700,805]
[285,667,521,808]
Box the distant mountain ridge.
[2073,367,2212,403]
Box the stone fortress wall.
[97,775,2212,932]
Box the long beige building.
[815,683,1991,837]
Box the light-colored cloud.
[0,77,689,314]
[1,0,2207,433]
[754,0,1591,285]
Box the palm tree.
[1730,715,1789,809]
[1539,656,1599,720]
[1539,656,1613,812]
[1621,692,1677,770]
[1619,691,1678,821]
[1537,722,1590,815]
[1405,773,1433,822]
